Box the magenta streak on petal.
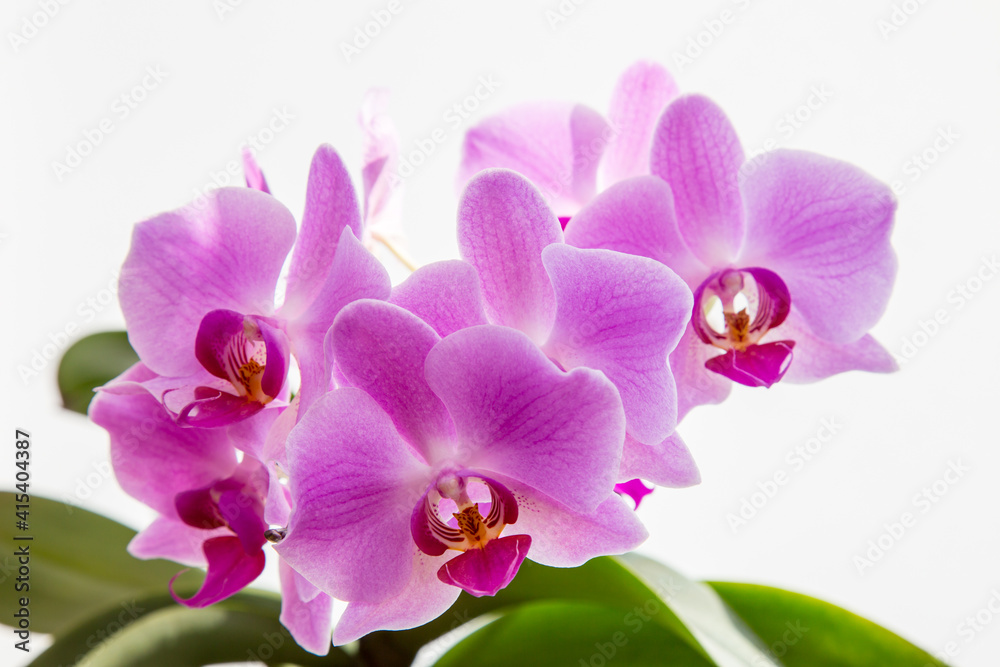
[195,309,248,383]
[436,534,531,597]
[558,216,571,230]
[171,535,266,608]
[704,340,795,388]
[217,486,268,555]
[175,390,265,428]
[242,146,271,194]
[175,486,227,530]
[614,479,655,509]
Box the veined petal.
[738,149,897,344]
[458,102,609,216]
[619,433,700,488]
[457,169,562,343]
[283,145,365,319]
[279,560,333,656]
[90,364,237,518]
[601,61,679,186]
[650,94,746,267]
[775,309,898,382]
[119,188,295,377]
[565,175,707,285]
[669,326,733,421]
[331,299,455,458]
[542,244,692,445]
[389,260,489,337]
[492,473,648,567]
[171,535,265,608]
[332,549,459,645]
[275,389,431,603]
[287,227,392,415]
[425,326,625,514]
[128,516,227,567]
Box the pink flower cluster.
[91,63,896,653]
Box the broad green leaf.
[432,600,715,667]
[29,590,355,667]
[0,492,201,635]
[361,556,710,664]
[708,582,948,667]
[58,331,138,414]
[618,553,779,666]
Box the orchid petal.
[619,433,700,488]
[650,94,745,267]
[242,146,270,193]
[669,326,733,421]
[542,244,692,445]
[565,175,707,285]
[333,549,459,645]
[128,516,227,567]
[171,535,265,608]
[275,389,430,603]
[458,102,610,216]
[287,228,392,415]
[279,560,333,655]
[119,188,295,377]
[359,88,403,232]
[776,309,898,382]
[492,473,648,567]
[389,260,489,337]
[90,364,237,518]
[425,326,625,514]
[283,145,364,318]
[738,149,897,343]
[331,299,454,458]
[601,61,679,185]
[457,169,562,343]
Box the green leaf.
[28,590,356,667]
[708,582,949,666]
[57,331,138,414]
[1,492,201,635]
[432,600,715,667]
[361,556,710,665]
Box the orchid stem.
[372,230,419,273]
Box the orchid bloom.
[458,61,678,218]
[90,363,333,654]
[112,145,390,432]
[274,299,647,643]
[442,168,699,500]
[565,94,898,417]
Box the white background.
[2,0,998,665]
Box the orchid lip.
[692,267,790,352]
[410,471,529,596]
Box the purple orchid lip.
[411,472,518,558]
[691,267,796,387]
[705,340,796,388]
[437,534,532,598]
